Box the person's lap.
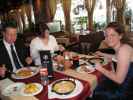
[91,77,127,100]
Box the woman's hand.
[95,51,104,57]
[95,62,104,73]
[59,45,65,52]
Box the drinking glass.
[40,67,49,86]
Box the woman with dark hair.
[91,22,133,100]
[30,22,64,65]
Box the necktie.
[10,45,21,69]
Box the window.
[54,1,65,27]
[93,0,106,31]
[126,0,133,31]
[71,0,107,33]
[71,0,88,34]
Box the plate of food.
[48,78,83,99]
[2,82,25,96]
[88,57,108,65]
[12,67,39,79]
[79,59,88,65]
[52,79,76,95]
[20,83,43,96]
[80,56,89,61]
[76,65,95,73]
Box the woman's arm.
[96,45,132,84]
[95,51,115,59]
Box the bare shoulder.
[119,44,132,54]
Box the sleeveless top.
[118,62,133,96]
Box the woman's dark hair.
[36,21,49,38]
[121,32,133,47]
[107,22,133,47]
[106,22,125,35]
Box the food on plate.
[52,80,76,95]
[81,66,92,72]
[24,83,39,94]
[16,69,32,77]
[76,65,95,73]
[80,57,88,61]
[89,58,104,64]
[12,67,39,79]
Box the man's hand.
[0,65,6,77]
[25,57,33,65]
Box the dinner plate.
[20,83,43,96]
[79,59,87,65]
[89,57,104,63]
[88,57,108,66]
[51,79,76,95]
[76,65,95,73]
[2,82,25,96]
[48,78,83,99]
[12,67,39,79]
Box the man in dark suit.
[0,21,32,79]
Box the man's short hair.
[3,20,17,31]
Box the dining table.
[0,53,113,100]
[11,71,91,100]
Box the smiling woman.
[91,22,133,100]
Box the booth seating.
[67,31,105,54]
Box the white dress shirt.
[30,35,59,65]
[3,40,23,72]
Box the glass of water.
[40,67,49,86]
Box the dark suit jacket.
[0,39,29,72]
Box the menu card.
[39,50,53,78]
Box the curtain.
[49,0,57,21]
[34,0,51,23]
[61,0,71,33]
[106,0,111,24]
[33,0,41,23]
[16,10,24,33]
[85,0,96,31]
[24,4,32,24]
[34,0,41,17]
[25,0,35,24]
[25,1,35,29]
[112,0,126,24]
[20,5,29,29]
